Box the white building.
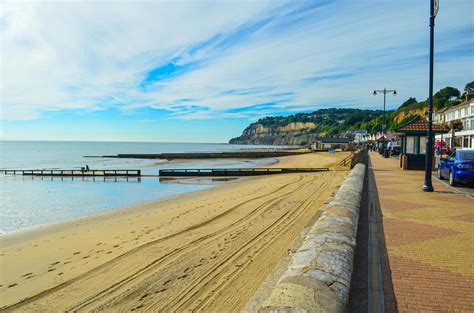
[435,91,474,148]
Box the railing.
[339,147,368,168]
[339,150,358,167]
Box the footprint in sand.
[57,272,63,276]
[50,261,60,266]
[73,251,81,255]
[48,268,56,272]
[21,272,33,277]
[8,283,17,288]
[139,293,150,301]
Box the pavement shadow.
[349,161,398,313]
[348,165,369,311]
[370,166,398,312]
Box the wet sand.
[0,152,348,312]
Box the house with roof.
[312,138,352,150]
[434,90,474,149]
[394,116,448,170]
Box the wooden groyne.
[1,169,141,177]
[84,151,307,160]
[159,167,329,177]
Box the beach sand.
[0,152,348,312]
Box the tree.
[399,97,417,109]
[434,87,461,100]
[449,119,463,131]
[464,81,474,91]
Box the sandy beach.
[0,152,348,312]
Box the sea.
[0,141,279,235]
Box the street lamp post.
[373,88,397,157]
[423,0,438,192]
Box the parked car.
[438,149,474,186]
[434,140,449,154]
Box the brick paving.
[370,152,474,312]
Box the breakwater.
[84,151,307,160]
[159,167,329,177]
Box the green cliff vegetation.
[230,81,473,145]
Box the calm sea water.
[0,141,277,234]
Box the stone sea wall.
[259,163,366,312]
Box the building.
[313,138,352,150]
[394,116,448,170]
[435,91,474,148]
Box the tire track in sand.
[163,176,330,312]
[67,175,311,311]
[3,175,308,312]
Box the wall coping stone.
[259,163,366,313]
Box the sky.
[1,0,473,142]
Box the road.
[432,175,474,199]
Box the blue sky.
[1,0,473,142]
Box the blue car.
[438,149,474,186]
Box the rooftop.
[394,116,449,134]
[318,137,351,144]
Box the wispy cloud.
[1,0,472,125]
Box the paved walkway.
[370,152,474,312]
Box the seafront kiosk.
[394,116,448,170]
[375,135,387,154]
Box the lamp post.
[422,0,438,192]
[373,88,397,157]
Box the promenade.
[369,152,474,312]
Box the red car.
[435,141,449,154]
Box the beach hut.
[394,116,448,170]
[314,138,352,150]
[375,135,388,152]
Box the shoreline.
[0,152,348,311]
[0,156,280,238]
[0,174,251,247]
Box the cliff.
[230,122,318,145]
[229,108,385,145]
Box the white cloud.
[0,0,472,121]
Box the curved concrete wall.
[259,163,366,313]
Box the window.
[459,150,474,160]
[455,136,462,148]
[419,136,427,154]
[463,136,470,148]
[406,137,415,153]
